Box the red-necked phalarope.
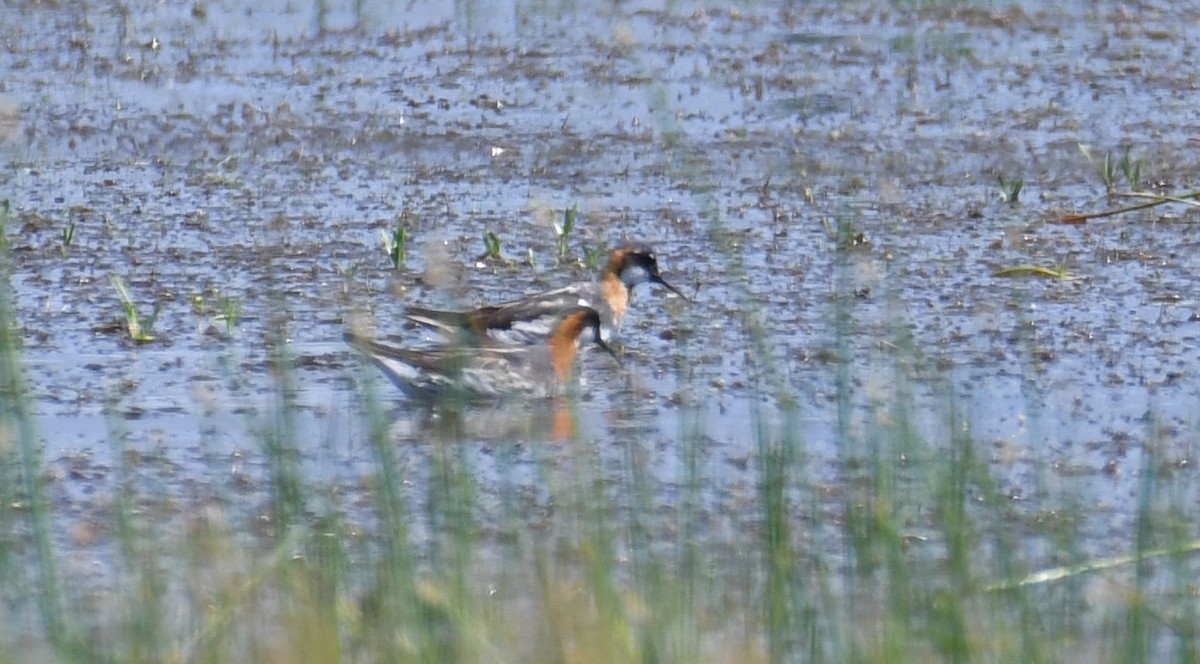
[345,306,620,400]
[405,244,688,345]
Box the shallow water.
[4,0,1200,652]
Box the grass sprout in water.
[60,220,75,256]
[110,275,158,342]
[1121,150,1144,191]
[582,244,604,270]
[478,229,502,263]
[216,295,240,336]
[555,202,578,261]
[997,175,1023,204]
[190,291,240,336]
[1101,150,1118,194]
[382,225,408,268]
[1079,145,1147,197]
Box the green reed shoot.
[381,225,407,268]
[60,220,75,255]
[555,203,577,260]
[582,244,604,270]
[1086,147,1143,194]
[1101,151,1118,194]
[481,229,502,262]
[110,275,158,342]
[217,295,240,336]
[997,175,1023,205]
[1120,150,1143,191]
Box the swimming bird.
[345,306,620,400]
[404,244,688,345]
